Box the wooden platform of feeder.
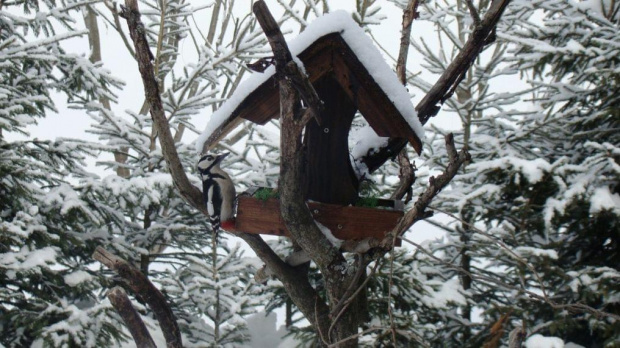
[235,195,403,245]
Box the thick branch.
[239,232,330,335]
[284,60,324,125]
[254,1,357,344]
[361,0,511,172]
[108,287,157,348]
[465,0,482,26]
[416,0,509,123]
[253,0,343,273]
[93,247,182,348]
[252,0,323,124]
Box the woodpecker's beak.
[216,152,230,164]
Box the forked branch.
[360,0,511,173]
[383,133,470,247]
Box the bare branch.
[284,60,324,125]
[119,1,327,333]
[108,287,157,348]
[383,134,471,247]
[396,0,420,83]
[233,231,332,338]
[103,0,136,58]
[326,325,429,348]
[391,0,420,203]
[417,0,510,123]
[253,1,360,344]
[465,0,481,26]
[390,151,416,203]
[253,0,343,272]
[93,247,182,348]
[327,255,369,335]
[252,1,324,124]
[120,0,203,210]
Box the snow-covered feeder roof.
[197,11,424,155]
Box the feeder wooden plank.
[304,76,358,205]
[236,196,403,242]
[237,36,336,125]
[332,52,422,154]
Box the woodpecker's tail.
[210,216,221,232]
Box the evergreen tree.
[498,1,619,345]
[82,0,275,345]
[420,0,619,346]
[0,0,124,346]
[158,239,264,346]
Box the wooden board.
[303,76,358,205]
[235,196,403,243]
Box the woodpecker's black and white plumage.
[197,152,236,232]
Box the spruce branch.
[398,236,620,322]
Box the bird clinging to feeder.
[197,152,236,233]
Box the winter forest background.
[1,0,618,347]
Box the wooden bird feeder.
[199,22,423,244]
[236,187,404,244]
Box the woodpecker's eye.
[207,156,214,161]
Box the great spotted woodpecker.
[197,152,236,232]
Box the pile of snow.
[246,312,289,348]
[589,187,620,214]
[525,334,564,348]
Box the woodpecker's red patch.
[221,219,236,231]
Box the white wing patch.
[207,186,215,216]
